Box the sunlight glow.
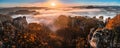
[51,2,56,7]
[42,0,63,8]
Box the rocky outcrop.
[0,14,13,32]
[106,14,120,29]
[54,15,70,28]
[0,13,120,48]
[0,14,28,30]
[88,14,120,48]
[13,16,28,29]
[0,21,3,31]
[28,23,42,30]
[0,14,13,23]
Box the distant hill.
[71,6,120,11]
[71,6,120,9]
[0,7,48,15]
[0,6,120,15]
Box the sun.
[51,2,56,7]
[42,0,63,8]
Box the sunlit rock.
[54,15,70,28]
[106,14,120,29]
[28,23,42,30]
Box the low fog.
[11,8,115,32]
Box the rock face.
[54,15,70,28]
[13,16,28,29]
[0,14,13,32]
[0,13,120,48]
[0,14,28,30]
[28,23,42,30]
[106,14,120,45]
[0,21,3,31]
[106,14,120,29]
[0,14,13,23]
[89,28,114,48]
[88,14,120,48]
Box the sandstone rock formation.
[13,16,28,29]
[0,14,13,23]
[106,14,120,29]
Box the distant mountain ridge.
[0,5,120,15]
[1,6,120,10]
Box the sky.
[0,0,120,7]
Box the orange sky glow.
[41,0,63,8]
